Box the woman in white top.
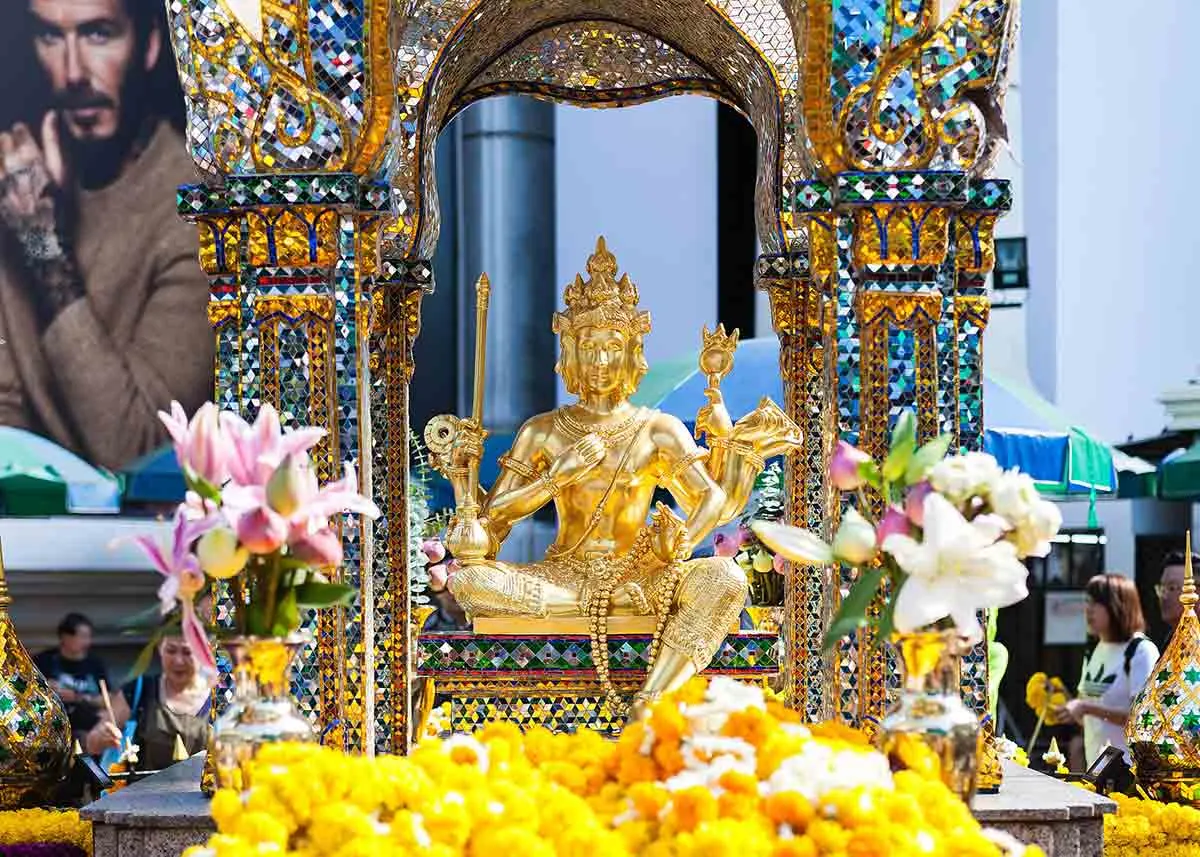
[1062,572,1159,766]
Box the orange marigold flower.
[773,836,818,857]
[652,740,686,777]
[617,750,660,786]
[807,721,870,746]
[650,701,688,745]
[671,786,719,833]
[847,826,892,857]
[718,791,759,820]
[722,707,773,748]
[629,782,670,820]
[718,770,759,795]
[764,791,814,830]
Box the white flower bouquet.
[754,411,1061,649]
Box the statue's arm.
[652,415,727,551]
[482,415,565,530]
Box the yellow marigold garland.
[0,809,92,853]
[1104,795,1200,857]
[1024,672,1068,726]
[187,677,1042,857]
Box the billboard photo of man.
[0,0,212,471]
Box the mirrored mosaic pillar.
[179,176,405,753]
[776,173,1012,725]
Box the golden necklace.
[555,406,647,449]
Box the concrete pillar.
[454,97,557,432]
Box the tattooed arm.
[0,113,82,331]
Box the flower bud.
[752,549,774,573]
[832,508,877,565]
[236,507,288,555]
[713,533,740,558]
[830,441,871,491]
[265,455,305,517]
[876,506,911,547]
[196,527,249,580]
[421,539,446,564]
[291,527,343,568]
[905,481,933,527]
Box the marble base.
[80,755,213,857]
[972,762,1115,856]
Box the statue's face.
[576,325,627,397]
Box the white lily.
[752,520,833,565]
[882,493,1029,640]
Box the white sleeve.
[1127,639,1161,702]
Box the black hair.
[57,612,93,637]
[1161,551,1200,576]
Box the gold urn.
[1128,533,1200,803]
[0,542,72,807]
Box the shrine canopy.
[631,339,1121,497]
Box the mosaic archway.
[169,0,1019,753]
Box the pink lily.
[129,511,219,673]
[221,404,326,488]
[905,481,934,527]
[421,539,446,564]
[713,531,741,558]
[290,525,343,568]
[830,440,872,491]
[229,458,380,560]
[159,401,229,487]
[876,505,911,547]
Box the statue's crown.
[554,237,651,337]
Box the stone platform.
[80,756,1113,856]
[973,762,1115,856]
[80,755,213,856]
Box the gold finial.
[1184,531,1197,612]
[475,272,491,306]
[0,539,10,609]
[553,236,650,337]
[586,236,619,278]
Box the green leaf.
[294,581,357,609]
[270,589,300,637]
[246,602,269,637]
[881,411,917,482]
[822,567,884,651]
[126,627,168,681]
[905,434,954,485]
[858,460,883,491]
[187,474,223,504]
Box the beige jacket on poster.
[0,121,213,471]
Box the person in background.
[1060,573,1159,767]
[34,612,107,741]
[0,0,212,469]
[83,633,212,772]
[1156,550,1199,648]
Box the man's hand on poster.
[0,111,68,263]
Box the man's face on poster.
[28,0,161,143]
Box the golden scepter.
[429,273,492,562]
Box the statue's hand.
[449,418,487,470]
[649,502,689,565]
[695,386,733,441]
[548,433,606,485]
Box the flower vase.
[212,636,314,790]
[877,630,980,803]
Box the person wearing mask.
[83,633,212,772]
[34,612,107,741]
[1061,573,1159,767]
[1156,550,1199,648]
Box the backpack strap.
[1123,636,1146,677]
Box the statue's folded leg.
[448,561,583,618]
[638,557,748,701]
